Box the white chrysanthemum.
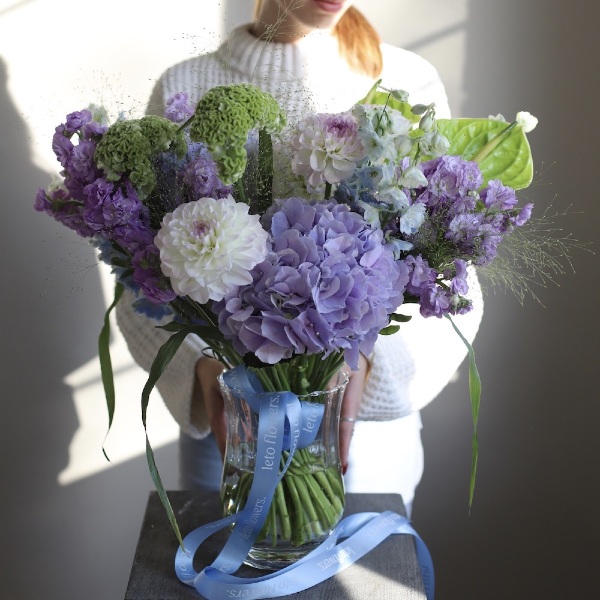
[155,195,269,304]
[291,112,365,188]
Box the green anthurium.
[437,118,534,190]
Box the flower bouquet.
[35,81,538,565]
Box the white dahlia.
[291,112,365,189]
[155,195,269,304]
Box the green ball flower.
[189,83,286,185]
[95,116,186,199]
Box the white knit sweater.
[116,25,483,439]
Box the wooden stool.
[125,491,427,599]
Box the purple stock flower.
[215,197,407,369]
[51,111,106,202]
[403,254,437,297]
[132,244,177,304]
[180,154,233,200]
[165,92,195,124]
[81,119,108,140]
[52,126,74,170]
[418,156,483,207]
[83,178,153,253]
[65,110,93,134]
[34,185,95,238]
[481,179,518,210]
[446,259,469,295]
[70,140,97,181]
[513,203,533,226]
[419,285,452,318]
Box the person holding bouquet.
[115,0,484,517]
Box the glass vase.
[219,371,348,570]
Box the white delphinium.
[155,195,269,304]
[352,104,413,164]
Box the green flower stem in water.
[222,454,344,549]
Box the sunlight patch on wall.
[58,334,179,485]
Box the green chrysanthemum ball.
[189,83,286,185]
[95,116,186,199]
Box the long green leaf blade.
[98,281,125,460]
[446,315,482,509]
[141,327,194,547]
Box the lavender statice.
[215,197,408,370]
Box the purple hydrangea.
[214,197,408,369]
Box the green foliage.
[437,118,534,190]
[94,116,186,199]
[189,83,286,185]
[446,315,481,509]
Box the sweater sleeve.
[379,44,451,119]
[358,268,483,420]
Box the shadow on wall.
[0,51,107,492]
[0,52,115,597]
[414,1,599,599]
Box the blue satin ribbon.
[175,365,435,599]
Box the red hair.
[333,6,382,78]
[252,2,382,78]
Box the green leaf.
[255,128,274,214]
[98,281,125,461]
[145,436,185,549]
[437,118,534,190]
[389,313,412,323]
[379,324,401,335]
[141,327,194,548]
[141,328,192,424]
[446,315,482,510]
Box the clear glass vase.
[219,371,348,570]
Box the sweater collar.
[218,24,347,81]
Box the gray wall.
[413,2,600,598]
[1,1,597,598]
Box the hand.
[192,356,226,457]
[339,353,369,475]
